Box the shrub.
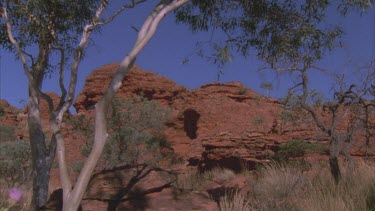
[81,97,172,169]
[71,161,84,173]
[274,140,327,161]
[238,88,247,95]
[66,114,93,137]
[251,117,264,125]
[0,104,4,117]
[0,140,32,184]
[144,136,176,164]
[0,125,16,143]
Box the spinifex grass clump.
[299,162,375,211]
[174,167,236,191]
[218,162,375,211]
[218,191,250,211]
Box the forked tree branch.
[54,0,115,201]
[63,0,190,210]
[97,0,147,26]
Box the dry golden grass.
[218,161,375,211]
[297,162,375,211]
[0,181,59,211]
[174,167,236,191]
[218,191,250,211]
[0,184,32,211]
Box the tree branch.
[57,47,67,110]
[65,0,190,210]
[2,6,34,85]
[55,0,113,202]
[97,0,147,26]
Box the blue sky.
[0,2,374,109]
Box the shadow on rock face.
[183,109,200,140]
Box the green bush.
[252,117,264,125]
[274,140,327,161]
[71,160,84,173]
[66,114,93,137]
[81,96,172,169]
[0,104,4,117]
[238,88,247,95]
[0,125,16,143]
[0,140,32,184]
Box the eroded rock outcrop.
[73,63,374,173]
[74,64,187,113]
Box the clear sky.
[0,2,374,110]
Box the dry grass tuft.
[218,191,250,211]
[250,162,303,210]
[298,162,375,211]
[0,184,32,211]
[174,167,236,191]
[216,162,375,211]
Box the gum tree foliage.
[176,0,350,70]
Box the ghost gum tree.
[1,0,190,210]
[0,0,146,209]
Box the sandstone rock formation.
[74,63,187,113]
[73,63,374,173]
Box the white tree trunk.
[62,1,190,210]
